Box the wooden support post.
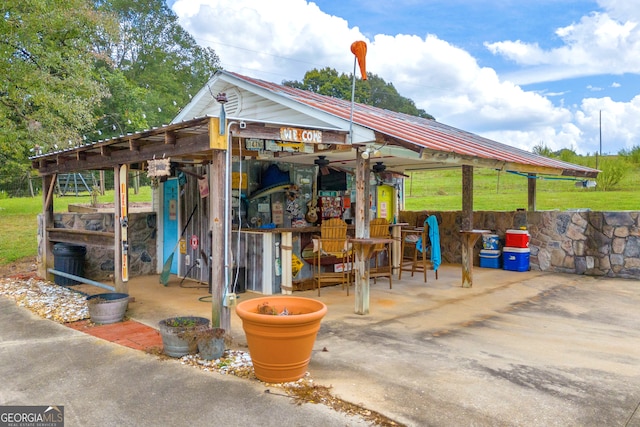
[99,170,105,195]
[211,150,230,330]
[460,165,478,288]
[281,231,293,294]
[354,151,371,315]
[528,173,537,212]
[461,165,473,231]
[39,174,56,280]
[113,165,129,294]
[460,230,487,288]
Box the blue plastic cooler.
[503,247,530,272]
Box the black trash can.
[53,243,87,285]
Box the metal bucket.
[87,293,129,324]
[158,316,210,358]
[197,329,226,360]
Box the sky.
[168,0,640,155]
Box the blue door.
[163,179,179,274]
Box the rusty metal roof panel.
[227,71,598,177]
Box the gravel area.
[0,276,89,323]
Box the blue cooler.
[479,249,501,268]
[503,247,530,272]
[482,234,500,250]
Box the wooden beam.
[231,123,348,145]
[113,165,125,292]
[35,133,211,175]
[39,174,55,280]
[129,138,140,152]
[44,173,57,212]
[354,150,370,315]
[165,131,176,145]
[210,151,229,330]
[461,165,473,231]
[46,228,115,247]
[419,148,600,178]
[528,173,537,211]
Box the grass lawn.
[0,187,152,265]
[403,167,640,211]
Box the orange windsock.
[350,41,367,80]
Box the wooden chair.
[369,217,393,289]
[399,215,440,282]
[314,218,352,296]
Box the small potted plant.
[195,327,227,360]
[158,316,209,358]
[235,296,327,383]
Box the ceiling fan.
[372,161,409,184]
[314,156,353,175]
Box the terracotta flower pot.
[235,296,327,383]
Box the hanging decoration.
[147,157,171,177]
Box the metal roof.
[224,71,598,178]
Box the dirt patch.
[0,256,38,279]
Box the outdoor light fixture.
[216,92,228,104]
[360,146,382,159]
[217,92,228,136]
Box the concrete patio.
[118,263,640,426]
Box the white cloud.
[597,0,640,22]
[171,0,639,155]
[485,11,640,85]
[576,96,640,153]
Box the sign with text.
[280,127,322,144]
[0,406,64,427]
[245,138,264,151]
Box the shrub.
[619,145,640,165]
[596,158,630,191]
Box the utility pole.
[597,110,602,169]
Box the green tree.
[532,143,553,157]
[283,68,434,120]
[0,0,115,174]
[619,145,640,165]
[93,0,221,138]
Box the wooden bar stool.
[369,218,393,288]
[398,227,428,282]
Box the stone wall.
[399,210,640,280]
[51,212,157,280]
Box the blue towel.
[427,215,441,271]
[416,215,441,272]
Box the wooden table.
[460,229,490,288]
[349,237,395,315]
